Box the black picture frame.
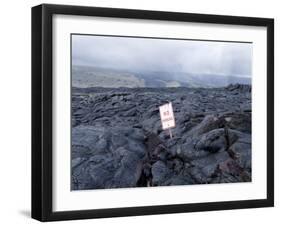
[31,3,274,222]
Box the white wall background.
[0,0,279,225]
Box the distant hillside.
[72,65,251,88]
[72,65,145,88]
[136,70,251,88]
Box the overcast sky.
[72,35,252,77]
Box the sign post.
[159,102,176,139]
[168,128,173,139]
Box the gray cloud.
[72,35,252,77]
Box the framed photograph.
[32,4,274,221]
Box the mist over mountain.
[72,65,251,88]
[72,35,252,84]
[72,35,252,88]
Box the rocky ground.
[71,84,252,190]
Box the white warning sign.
[159,102,175,130]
